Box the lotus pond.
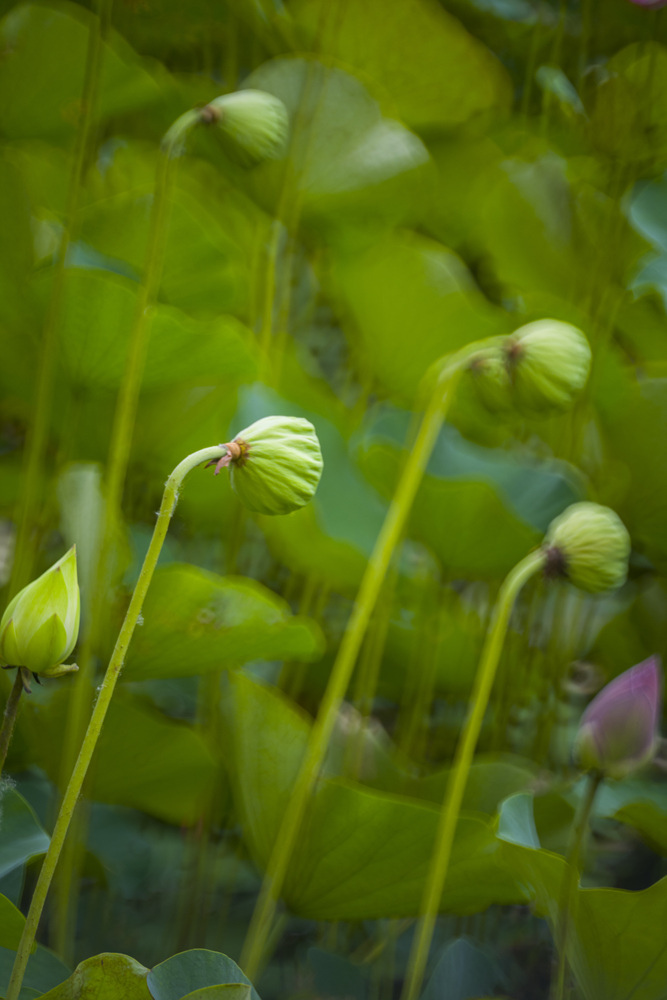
[1,1,667,999]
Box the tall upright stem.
[0,671,24,778]
[241,353,475,978]
[401,547,546,1000]
[52,109,199,960]
[552,771,602,1000]
[5,445,226,1000]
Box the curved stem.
[52,107,201,960]
[401,547,546,1000]
[552,771,602,1000]
[5,445,226,1000]
[241,350,478,978]
[0,670,24,778]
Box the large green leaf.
[0,788,49,880]
[78,177,254,318]
[123,564,324,682]
[179,988,251,1000]
[244,57,429,233]
[147,950,259,1000]
[0,944,70,999]
[51,267,255,391]
[595,362,667,573]
[498,793,667,1000]
[329,232,508,401]
[91,698,220,825]
[286,778,524,920]
[39,953,151,1000]
[0,1,161,140]
[0,894,25,952]
[223,673,525,919]
[289,0,512,129]
[34,692,220,826]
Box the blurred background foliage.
[1,0,667,998]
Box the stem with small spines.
[5,445,227,1000]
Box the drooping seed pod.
[506,319,592,414]
[542,502,630,593]
[574,657,663,779]
[214,415,323,516]
[203,90,289,165]
[468,319,591,417]
[0,547,80,678]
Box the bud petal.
[206,90,289,165]
[0,547,81,677]
[224,415,323,516]
[543,502,630,593]
[574,657,663,779]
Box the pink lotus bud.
[627,1,667,8]
[574,657,663,779]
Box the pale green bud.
[507,319,592,414]
[218,416,323,516]
[0,547,80,677]
[203,90,289,165]
[543,502,631,593]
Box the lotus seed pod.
[543,502,630,593]
[574,657,662,779]
[0,547,80,677]
[221,415,323,516]
[204,90,289,164]
[507,319,592,414]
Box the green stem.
[9,0,111,596]
[5,445,226,1000]
[520,1,546,120]
[240,349,477,978]
[0,670,24,778]
[50,108,199,962]
[552,771,603,1000]
[401,547,546,1000]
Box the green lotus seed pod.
[0,547,80,677]
[204,90,289,164]
[543,502,630,593]
[221,415,323,516]
[507,319,591,414]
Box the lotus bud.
[0,547,80,680]
[201,90,289,165]
[574,657,663,779]
[210,415,323,516]
[542,502,630,593]
[469,320,591,416]
[506,319,592,413]
[627,1,667,8]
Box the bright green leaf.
[147,950,259,1000]
[0,893,25,952]
[123,564,324,682]
[39,953,151,1000]
[0,788,49,880]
